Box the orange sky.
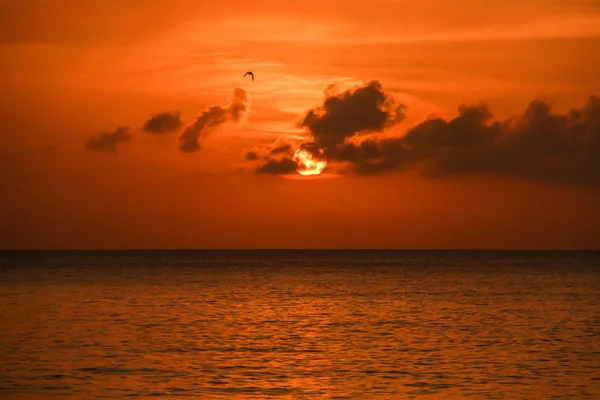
[2,0,600,249]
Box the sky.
[1,0,600,249]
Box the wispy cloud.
[178,88,250,152]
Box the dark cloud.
[243,139,305,174]
[143,111,182,134]
[245,150,259,161]
[299,80,406,156]
[251,142,328,175]
[243,140,297,163]
[244,142,296,173]
[269,143,293,155]
[338,96,600,186]
[231,76,600,185]
[248,78,600,186]
[85,126,131,152]
[178,88,250,152]
[258,157,298,174]
[248,80,406,175]
[296,141,323,158]
[337,137,410,174]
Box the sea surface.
[0,250,599,399]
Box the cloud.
[297,141,324,158]
[298,80,406,156]
[85,126,131,152]
[339,95,600,186]
[258,157,298,174]
[143,111,182,134]
[269,143,293,155]
[244,150,259,161]
[250,142,327,175]
[246,78,600,186]
[247,80,405,174]
[244,138,298,158]
[178,88,250,152]
[244,140,301,174]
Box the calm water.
[1,250,599,399]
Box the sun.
[292,143,327,176]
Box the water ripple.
[1,250,599,398]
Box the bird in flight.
[243,71,254,81]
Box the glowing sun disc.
[293,145,327,176]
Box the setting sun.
[293,144,327,176]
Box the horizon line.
[1,248,599,252]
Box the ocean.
[0,250,599,399]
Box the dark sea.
[1,250,599,399]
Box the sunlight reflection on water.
[1,250,599,398]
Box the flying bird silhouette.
[243,71,254,81]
